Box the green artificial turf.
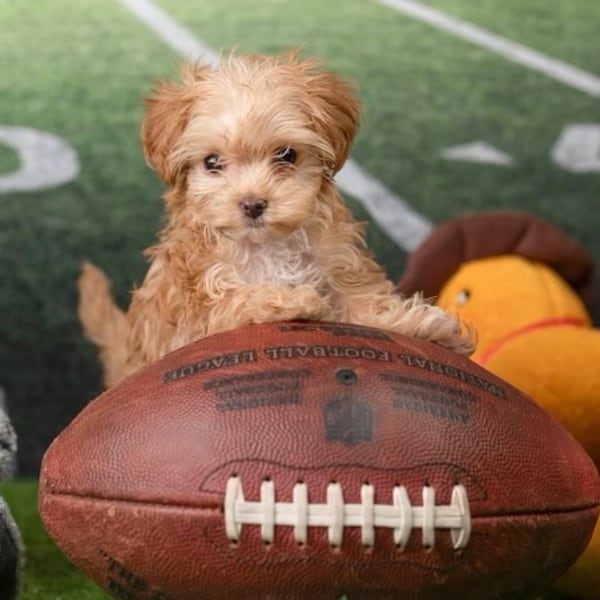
[0,143,20,175]
[0,0,175,476]
[424,0,600,71]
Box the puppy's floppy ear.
[303,63,360,174]
[141,64,209,185]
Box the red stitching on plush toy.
[478,317,586,366]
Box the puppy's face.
[180,86,330,242]
[142,53,360,241]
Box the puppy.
[79,51,473,387]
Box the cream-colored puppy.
[79,51,473,387]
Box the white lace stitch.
[224,476,471,549]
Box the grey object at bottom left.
[0,387,21,600]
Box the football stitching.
[224,476,471,550]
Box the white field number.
[0,126,79,193]
[551,124,600,173]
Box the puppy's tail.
[78,262,130,387]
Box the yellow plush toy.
[398,211,600,599]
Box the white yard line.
[379,0,600,98]
[117,0,433,251]
[119,0,219,65]
[336,159,432,251]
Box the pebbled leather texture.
[39,321,600,599]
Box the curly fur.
[78,51,473,387]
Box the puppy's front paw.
[250,284,330,323]
[290,285,332,320]
[408,304,475,356]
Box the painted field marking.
[441,141,514,166]
[336,160,432,250]
[117,0,432,251]
[119,0,219,65]
[551,124,600,173]
[0,126,79,192]
[379,0,600,98]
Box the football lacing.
[224,476,471,549]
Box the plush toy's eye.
[274,146,297,164]
[204,154,224,173]
[455,289,471,306]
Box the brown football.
[39,321,600,599]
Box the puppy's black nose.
[240,197,267,219]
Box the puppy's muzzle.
[240,197,267,220]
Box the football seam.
[40,489,599,517]
[40,491,222,512]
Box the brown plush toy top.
[398,211,594,312]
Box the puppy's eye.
[274,147,297,164]
[204,153,223,172]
